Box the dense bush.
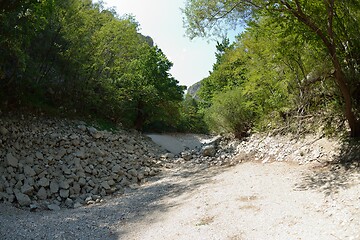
[204,89,255,138]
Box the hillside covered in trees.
[0,0,185,131]
[183,0,360,138]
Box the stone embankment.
[0,115,165,210]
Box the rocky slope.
[0,115,165,210]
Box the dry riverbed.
[2,158,360,240]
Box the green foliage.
[204,88,255,138]
[185,0,360,137]
[177,94,208,133]
[0,0,185,132]
[199,37,246,105]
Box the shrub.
[204,88,255,138]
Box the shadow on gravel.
[295,138,360,196]
[0,164,224,240]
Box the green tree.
[177,94,208,133]
[184,0,360,137]
[118,45,185,130]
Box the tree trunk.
[331,56,360,137]
[134,100,146,131]
[287,1,360,137]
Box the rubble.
[0,115,164,210]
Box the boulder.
[202,145,216,157]
[15,192,31,207]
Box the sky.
[100,0,226,88]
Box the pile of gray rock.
[173,133,340,167]
[235,133,340,164]
[172,136,243,166]
[0,115,164,210]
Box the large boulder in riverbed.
[202,145,216,157]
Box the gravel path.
[1,160,360,240]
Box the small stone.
[108,179,115,186]
[38,177,50,187]
[202,145,216,157]
[181,151,192,161]
[73,202,82,208]
[65,198,74,208]
[15,192,31,207]
[93,147,105,157]
[62,166,71,175]
[86,200,95,205]
[111,164,122,173]
[37,187,48,200]
[101,181,110,190]
[25,156,34,164]
[75,150,85,159]
[6,153,18,168]
[50,181,59,194]
[47,204,61,211]
[78,125,87,131]
[0,126,9,135]
[35,152,44,160]
[85,196,92,202]
[78,178,86,186]
[128,169,138,177]
[30,204,38,211]
[71,182,81,195]
[88,127,102,139]
[60,189,69,198]
[59,181,70,189]
[21,184,34,195]
[162,153,174,159]
[23,165,36,177]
